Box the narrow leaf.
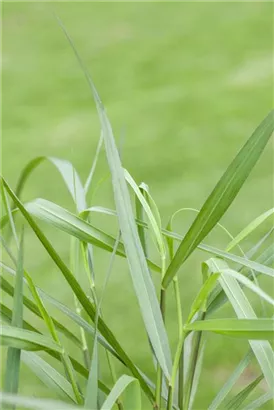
[163,111,274,288]
[185,319,274,340]
[21,351,76,402]
[0,177,154,402]
[1,326,64,353]
[224,374,264,410]
[226,208,274,251]
[4,230,24,400]
[208,350,253,410]
[0,392,89,410]
[100,376,141,410]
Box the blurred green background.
[2,2,273,409]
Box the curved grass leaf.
[185,319,274,340]
[1,326,64,353]
[0,393,89,410]
[0,178,154,402]
[21,351,76,402]
[3,201,272,278]
[226,208,274,252]
[25,198,161,273]
[13,156,86,213]
[125,169,165,257]
[162,110,274,288]
[221,268,274,306]
[100,375,141,410]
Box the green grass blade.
[85,231,121,409]
[12,156,86,213]
[162,111,274,288]
[1,325,64,352]
[0,393,89,410]
[21,351,76,402]
[58,21,172,379]
[0,271,82,348]
[220,268,274,306]
[100,375,141,410]
[206,243,274,316]
[21,198,274,278]
[226,208,274,252]
[99,107,172,379]
[185,319,274,340]
[0,304,111,396]
[1,184,19,248]
[4,230,24,402]
[24,198,160,273]
[0,266,120,362]
[241,392,273,410]
[23,271,83,404]
[0,177,154,402]
[208,350,253,410]
[224,374,264,410]
[206,258,274,391]
[125,169,165,256]
[187,273,220,324]
[25,198,125,256]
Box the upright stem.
[155,257,166,409]
[184,312,206,410]
[167,330,185,410]
[178,340,184,409]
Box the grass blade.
[226,208,274,252]
[0,303,111,396]
[125,169,165,256]
[6,200,272,278]
[58,21,172,380]
[208,350,253,410]
[163,110,274,288]
[4,230,24,404]
[100,375,141,410]
[0,177,154,402]
[21,351,76,402]
[25,198,161,273]
[12,156,86,213]
[206,243,274,316]
[1,326,64,353]
[84,133,104,194]
[0,271,82,349]
[185,319,274,340]
[241,391,273,410]
[0,393,89,410]
[224,374,264,410]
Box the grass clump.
[1,23,273,410]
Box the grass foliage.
[1,20,274,410]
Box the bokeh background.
[2,2,273,409]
